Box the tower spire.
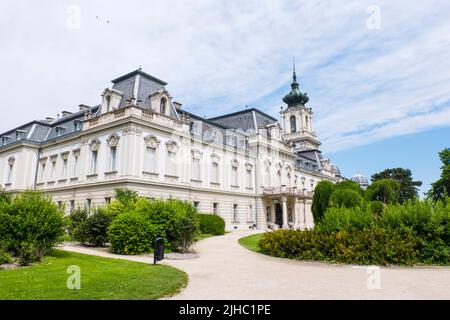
[293,56,297,82]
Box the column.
[271,201,276,224]
[294,198,299,229]
[281,196,288,229]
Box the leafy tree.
[371,168,422,203]
[312,180,335,222]
[335,180,364,196]
[366,179,400,205]
[428,148,450,202]
[329,188,364,209]
[0,187,11,204]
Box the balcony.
[262,186,313,199]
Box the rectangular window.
[211,162,219,183]
[233,204,239,222]
[7,164,13,183]
[166,152,177,176]
[105,197,111,205]
[109,146,117,171]
[39,162,46,182]
[69,200,75,213]
[246,169,252,188]
[193,201,200,210]
[57,201,62,209]
[72,154,79,178]
[145,147,156,173]
[61,159,68,179]
[50,160,56,181]
[231,166,238,186]
[212,203,219,215]
[248,205,253,221]
[90,150,98,174]
[192,158,200,180]
[86,199,92,213]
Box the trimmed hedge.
[198,214,225,236]
[258,227,418,265]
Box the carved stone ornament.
[89,138,101,151]
[144,135,161,148]
[8,157,15,166]
[122,126,142,136]
[230,158,239,168]
[166,140,178,153]
[107,134,120,147]
[191,149,203,159]
[211,153,220,164]
[245,162,253,171]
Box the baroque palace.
[0,68,341,231]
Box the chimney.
[79,104,90,112]
[45,117,55,122]
[61,111,73,117]
[173,101,182,109]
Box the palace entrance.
[275,203,283,227]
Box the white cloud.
[0,0,449,154]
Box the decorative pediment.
[191,149,203,159]
[89,138,101,151]
[210,153,220,164]
[230,158,239,168]
[107,134,120,147]
[166,140,178,153]
[245,162,253,171]
[264,158,272,167]
[144,135,161,148]
[8,157,15,166]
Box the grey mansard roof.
[208,108,277,133]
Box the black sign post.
[153,237,164,264]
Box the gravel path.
[62,231,450,299]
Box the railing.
[262,186,313,198]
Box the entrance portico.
[262,186,314,230]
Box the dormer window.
[160,97,167,115]
[55,126,65,137]
[73,120,82,131]
[105,95,111,112]
[16,130,26,141]
[1,136,11,146]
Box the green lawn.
[239,233,263,253]
[0,250,187,300]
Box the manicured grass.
[239,233,263,253]
[0,250,187,300]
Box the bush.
[316,205,373,233]
[312,180,335,222]
[258,227,418,265]
[335,180,364,196]
[1,191,65,262]
[135,199,200,252]
[329,188,364,209]
[377,199,450,264]
[81,208,114,247]
[67,207,89,242]
[0,242,12,265]
[18,241,39,266]
[198,214,225,236]
[108,211,163,255]
[370,201,384,216]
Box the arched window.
[160,97,167,115]
[290,115,296,133]
[305,115,309,130]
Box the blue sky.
[0,1,449,191]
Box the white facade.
[0,69,340,231]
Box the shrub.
[198,214,225,235]
[2,191,65,262]
[335,180,364,196]
[312,180,335,222]
[329,188,364,209]
[0,242,12,265]
[370,201,384,216]
[81,208,114,247]
[377,199,450,264]
[258,227,418,265]
[316,205,373,233]
[67,207,89,242]
[108,211,163,255]
[17,241,39,266]
[135,198,200,251]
